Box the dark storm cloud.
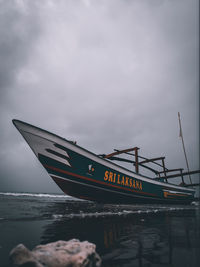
[0,0,199,194]
[0,0,42,96]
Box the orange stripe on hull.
[43,164,157,197]
[163,191,188,198]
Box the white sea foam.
[191,201,199,206]
[0,192,70,198]
[52,214,64,219]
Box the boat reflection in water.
[40,201,199,267]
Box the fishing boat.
[13,119,199,204]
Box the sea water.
[0,192,199,267]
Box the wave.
[0,192,71,198]
[51,205,198,220]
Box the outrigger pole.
[178,112,192,184]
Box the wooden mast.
[178,112,192,184]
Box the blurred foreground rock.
[9,239,101,267]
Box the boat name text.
[104,171,142,190]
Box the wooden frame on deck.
[102,147,200,187]
[104,147,140,173]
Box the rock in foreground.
[9,239,101,267]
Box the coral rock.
[10,239,101,267]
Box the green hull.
[13,120,195,204]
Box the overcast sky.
[0,0,199,195]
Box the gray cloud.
[0,1,42,95]
[0,0,199,194]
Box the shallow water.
[0,192,199,267]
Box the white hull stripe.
[21,130,71,167]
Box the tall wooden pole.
[135,147,139,173]
[178,112,192,184]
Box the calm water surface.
[0,192,199,267]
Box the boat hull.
[13,120,195,204]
